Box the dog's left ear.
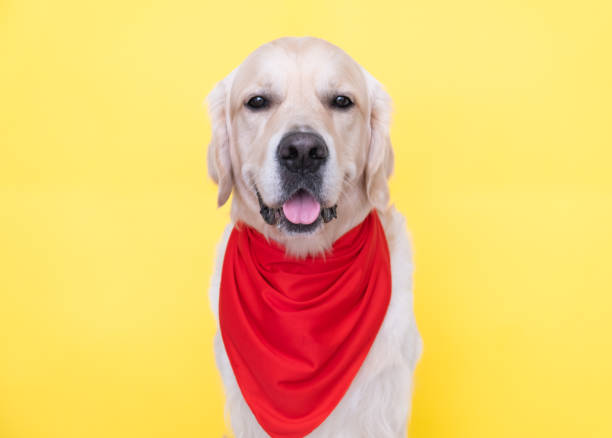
[363,69,395,211]
[206,74,234,207]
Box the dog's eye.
[331,95,353,109]
[246,96,268,110]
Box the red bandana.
[219,211,391,438]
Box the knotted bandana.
[219,211,391,438]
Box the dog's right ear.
[362,68,395,211]
[206,77,233,207]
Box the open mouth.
[255,186,337,232]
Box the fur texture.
[206,37,422,437]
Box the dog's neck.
[230,188,373,258]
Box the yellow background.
[1,1,611,437]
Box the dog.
[207,37,422,438]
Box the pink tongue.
[282,191,321,225]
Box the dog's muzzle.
[254,130,338,230]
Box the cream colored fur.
[207,37,422,437]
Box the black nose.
[277,132,329,173]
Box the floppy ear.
[206,78,233,207]
[364,70,395,211]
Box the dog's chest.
[209,208,422,438]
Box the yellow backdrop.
[1,1,611,437]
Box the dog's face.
[207,37,394,256]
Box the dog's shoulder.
[378,205,422,366]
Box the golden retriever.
[207,36,422,437]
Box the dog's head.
[207,37,393,256]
